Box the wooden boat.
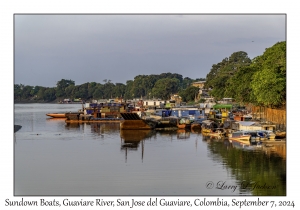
[208,128,226,138]
[229,130,251,145]
[191,122,202,130]
[275,131,286,139]
[177,117,191,129]
[46,113,66,118]
[191,118,206,130]
[201,120,218,133]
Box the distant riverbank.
[14,99,57,104]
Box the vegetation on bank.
[205,41,286,108]
[14,73,204,103]
[14,41,286,108]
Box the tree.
[43,88,56,101]
[250,41,286,107]
[93,83,104,99]
[179,86,199,102]
[224,65,258,103]
[151,78,180,100]
[124,80,134,99]
[205,51,252,100]
[56,79,75,98]
[65,84,75,99]
[113,83,126,98]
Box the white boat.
[229,130,251,145]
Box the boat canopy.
[201,120,216,125]
[237,121,260,126]
[213,104,233,109]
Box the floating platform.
[120,113,157,130]
[65,118,122,123]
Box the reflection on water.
[119,130,156,162]
[14,104,286,196]
[176,129,190,139]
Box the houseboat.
[170,106,205,122]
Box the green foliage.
[14,41,286,108]
[225,65,258,103]
[205,42,286,108]
[56,79,75,98]
[178,86,199,102]
[43,88,56,101]
[250,41,286,107]
[205,51,252,100]
[151,78,180,100]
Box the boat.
[120,113,157,130]
[275,131,286,139]
[257,130,276,140]
[177,117,191,129]
[208,128,226,138]
[191,117,207,130]
[46,113,66,118]
[247,130,261,144]
[170,107,205,122]
[201,120,219,133]
[228,130,251,145]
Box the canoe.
[46,113,66,118]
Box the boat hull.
[46,113,66,118]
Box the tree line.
[14,41,286,108]
[205,41,286,108]
[14,73,204,102]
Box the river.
[14,103,286,196]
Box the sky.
[14,14,286,87]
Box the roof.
[193,81,206,84]
[236,121,261,126]
[213,104,233,109]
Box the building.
[192,81,206,89]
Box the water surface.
[14,103,286,196]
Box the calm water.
[14,103,286,196]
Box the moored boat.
[275,131,286,139]
[201,120,218,133]
[46,113,66,118]
[177,117,191,129]
[208,128,226,138]
[229,130,251,145]
[191,117,207,130]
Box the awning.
[213,104,233,109]
[237,121,257,126]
